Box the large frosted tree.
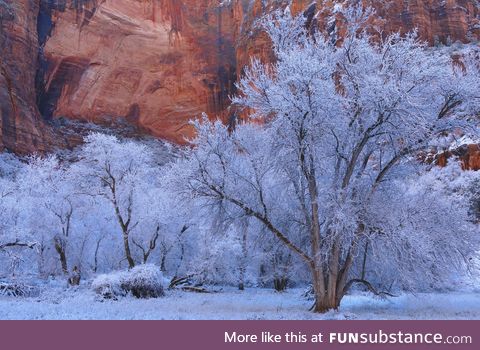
[172,7,480,312]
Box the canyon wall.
[0,0,479,152]
[0,0,54,153]
[38,0,238,143]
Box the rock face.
[0,0,479,152]
[0,0,53,153]
[437,144,480,171]
[39,0,238,143]
[377,0,480,44]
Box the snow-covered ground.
[1,287,479,320]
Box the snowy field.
[1,287,479,320]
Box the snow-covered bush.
[121,264,166,298]
[91,272,126,300]
[92,264,166,299]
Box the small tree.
[78,133,170,269]
[78,134,145,268]
[17,156,81,276]
[0,154,39,275]
[172,7,480,312]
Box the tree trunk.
[238,222,248,291]
[326,242,341,308]
[312,293,341,313]
[273,277,288,292]
[123,234,135,269]
[93,238,102,273]
[311,265,343,313]
[59,250,68,275]
[160,252,167,272]
[68,266,81,286]
[54,237,68,275]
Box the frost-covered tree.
[0,155,38,276]
[13,155,95,278]
[152,187,192,276]
[358,162,480,292]
[76,133,176,269]
[18,156,74,275]
[0,173,37,276]
[0,134,192,279]
[172,7,480,312]
[76,134,156,268]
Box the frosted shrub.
[91,272,126,300]
[120,264,165,299]
[92,264,165,300]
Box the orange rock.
[1,0,479,152]
[40,0,238,144]
[435,144,480,171]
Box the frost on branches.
[0,134,193,282]
[173,7,480,312]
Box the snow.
[448,135,480,150]
[0,287,479,320]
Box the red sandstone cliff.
[0,0,54,153]
[0,0,479,152]
[39,0,238,143]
